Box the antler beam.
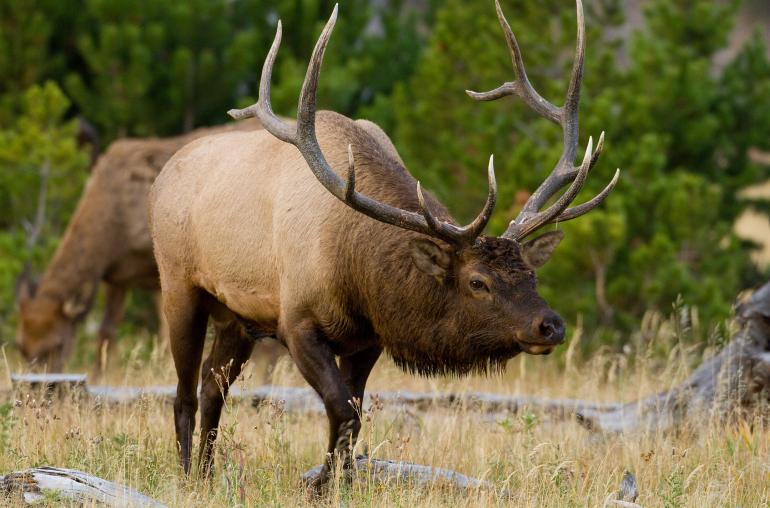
[467,0,619,241]
[229,5,496,246]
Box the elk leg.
[255,339,286,384]
[339,346,382,411]
[285,322,359,492]
[198,322,255,476]
[96,284,127,376]
[163,280,208,474]
[153,290,170,352]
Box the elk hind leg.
[198,321,255,476]
[162,279,208,475]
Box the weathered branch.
[302,457,503,495]
[0,467,164,507]
[578,281,770,433]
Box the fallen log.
[0,467,164,507]
[577,281,770,433]
[8,282,769,433]
[10,373,87,394]
[302,457,503,495]
[251,387,620,417]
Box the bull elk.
[150,0,618,489]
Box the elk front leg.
[198,322,255,477]
[339,346,382,412]
[162,280,208,474]
[285,322,362,493]
[96,284,127,376]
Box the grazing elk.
[15,120,271,372]
[150,0,618,489]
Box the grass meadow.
[0,310,768,507]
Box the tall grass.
[0,308,768,507]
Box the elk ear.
[15,270,38,308]
[521,230,564,269]
[62,282,95,318]
[410,238,452,282]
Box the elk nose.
[536,313,565,343]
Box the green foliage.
[0,81,87,332]
[60,0,437,140]
[392,0,770,337]
[659,465,685,508]
[0,0,768,355]
[0,402,16,450]
[65,0,267,137]
[0,0,53,122]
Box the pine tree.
[391,0,770,336]
[0,81,87,320]
[0,0,53,124]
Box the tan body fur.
[152,114,440,359]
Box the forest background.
[1,0,769,355]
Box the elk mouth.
[516,341,556,355]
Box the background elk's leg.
[96,284,127,375]
[162,279,208,474]
[285,321,360,490]
[154,290,170,352]
[254,339,286,383]
[198,322,255,476]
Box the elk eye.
[469,279,488,292]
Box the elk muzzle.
[518,311,565,355]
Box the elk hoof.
[302,466,330,498]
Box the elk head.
[229,0,619,361]
[16,272,90,370]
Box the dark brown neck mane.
[327,118,515,376]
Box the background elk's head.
[16,271,90,370]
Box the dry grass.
[0,314,768,507]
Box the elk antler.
[229,5,496,246]
[467,0,619,241]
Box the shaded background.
[1,0,769,358]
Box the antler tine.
[505,136,594,240]
[463,155,498,240]
[296,4,338,147]
[469,0,617,240]
[228,21,295,143]
[466,0,561,124]
[417,155,497,244]
[562,0,586,151]
[556,168,620,222]
[231,5,497,246]
[508,0,588,232]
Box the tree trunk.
[577,282,770,432]
[24,158,49,251]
